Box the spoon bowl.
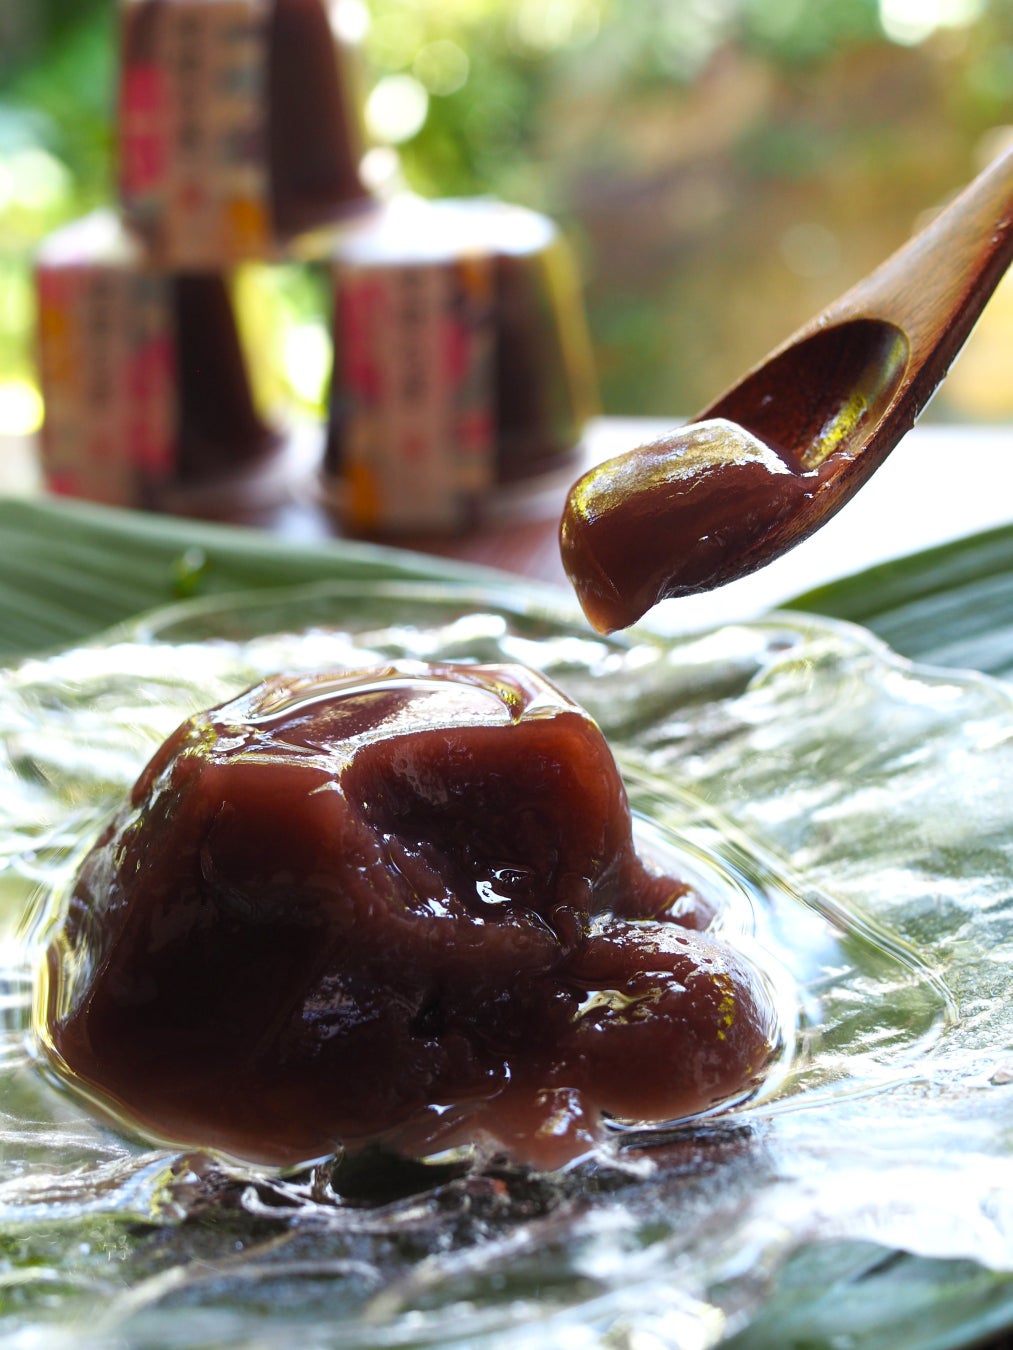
[706,318,910,471]
[561,148,1013,633]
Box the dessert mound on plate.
[41,661,781,1169]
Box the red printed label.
[333,256,495,532]
[36,263,176,505]
[119,0,270,265]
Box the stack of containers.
[35,0,597,533]
[36,0,368,514]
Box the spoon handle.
[816,145,1013,410]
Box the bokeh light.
[365,73,430,144]
[879,0,986,46]
[413,39,470,96]
[0,381,43,436]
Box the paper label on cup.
[334,255,496,532]
[36,264,176,505]
[120,0,270,265]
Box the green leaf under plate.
[1,496,1011,678]
[0,497,530,663]
[787,521,1013,679]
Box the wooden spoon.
[560,146,1013,633]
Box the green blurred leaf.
[1,499,1010,682]
[726,1244,1013,1350]
[0,497,529,662]
[786,522,1013,679]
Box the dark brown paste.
[42,662,780,1169]
[560,418,837,632]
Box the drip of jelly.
[560,418,838,633]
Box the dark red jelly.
[560,418,836,632]
[173,272,279,482]
[42,662,781,1169]
[266,0,368,240]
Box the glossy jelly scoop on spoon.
[561,146,1013,633]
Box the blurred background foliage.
[2,0,1013,435]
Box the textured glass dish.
[1,579,1011,1350]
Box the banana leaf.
[787,521,1013,680]
[1,497,1010,677]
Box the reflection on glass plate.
[0,580,1011,1350]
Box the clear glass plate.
[0,579,1011,1350]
